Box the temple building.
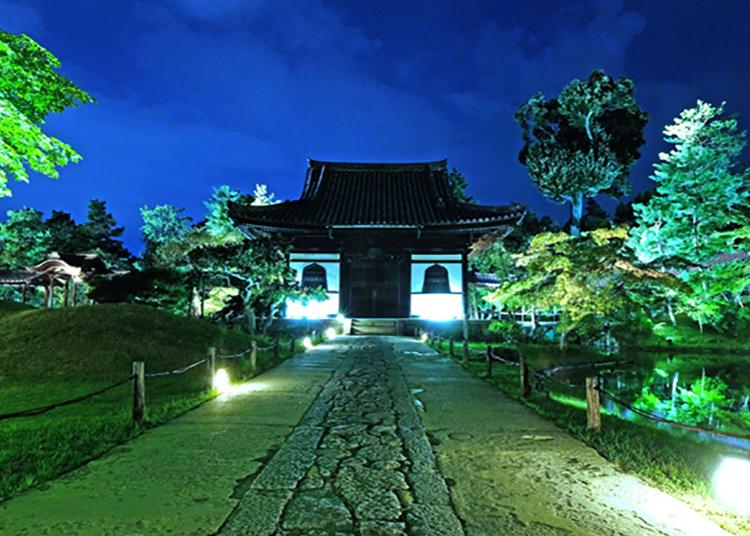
[230,159,523,322]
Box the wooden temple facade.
[230,159,524,321]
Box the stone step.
[351,319,399,335]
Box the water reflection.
[521,346,750,449]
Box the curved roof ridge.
[307,158,447,171]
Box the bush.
[488,320,523,343]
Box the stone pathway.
[0,336,733,535]
[219,338,462,535]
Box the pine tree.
[630,101,750,330]
[516,70,648,235]
[78,199,133,269]
[446,167,473,203]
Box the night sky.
[2,0,749,252]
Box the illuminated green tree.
[516,70,648,235]
[0,208,50,267]
[0,31,93,196]
[140,204,193,268]
[489,228,671,349]
[630,101,750,331]
[77,199,133,270]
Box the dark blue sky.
[2,0,749,252]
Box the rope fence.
[0,375,135,421]
[0,334,306,425]
[420,330,750,442]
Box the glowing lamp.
[420,333,428,342]
[336,314,346,323]
[213,368,230,392]
[303,336,314,349]
[325,327,337,340]
[713,456,750,514]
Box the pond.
[519,346,750,450]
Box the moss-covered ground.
[0,302,301,501]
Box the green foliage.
[0,31,93,196]
[76,199,133,270]
[516,70,648,235]
[0,207,50,267]
[134,185,306,329]
[251,183,278,206]
[489,228,670,348]
[446,167,473,203]
[139,204,193,268]
[630,101,750,331]
[205,185,246,244]
[487,320,523,343]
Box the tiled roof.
[230,159,524,232]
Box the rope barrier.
[145,357,208,378]
[0,375,135,421]
[215,348,253,360]
[598,387,750,442]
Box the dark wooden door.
[347,257,405,317]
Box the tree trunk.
[559,329,568,351]
[667,301,677,326]
[570,194,584,237]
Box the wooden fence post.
[250,340,258,372]
[486,346,493,377]
[289,336,295,354]
[208,347,216,389]
[132,361,145,424]
[462,339,469,365]
[586,376,601,432]
[274,335,280,361]
[449,337,454,357]
[520,357,530,399]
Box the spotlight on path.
[303,336,314,349]
[213,368,230,392]
[713,456,750,514]
[325,327,337,340]
[420,332,428,342]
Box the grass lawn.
[430,339,750,536]
[0,303,301,501]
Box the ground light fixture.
[303,336,314,349]
[713,456,750,514]
[213,368,230,392]
[336,313,346,323]
[325,327,337,340]
[420,332,428,342]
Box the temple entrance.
[344,254,408,318]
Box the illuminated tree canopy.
[630,101,750,331]
[516,70,648,235]
[0,31,93,196]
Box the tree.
[251,183,278,206]
[0,208,50,268]
[614,188,654,226]
[0,31,93,196]
[205,185,246,244]
[629,101,750,331]
[45,210,80,253]
[488,228,672,350]
[78,199,133,270]
[446,167,473,203]
[139,204,193,268]
[516,70,648,235]
[579,198,610,231]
